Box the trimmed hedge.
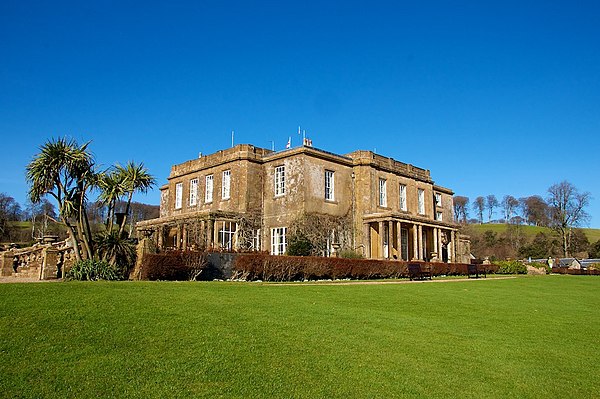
[551,267,600,276]
[232,254,493,282]
[139,251,208,281]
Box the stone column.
[417,224,423,260]
[450,230,456,263]
[208,220,214,249]
[213,220,220,249]
[396,221,402,261]
[438,229,444,261]
[363,223,371,258]
[412,224,418,260]
[378,221,384,259]
[157,227,163,249]
[176,224,182,250]
[200,220,206,247]
[181,224,188,250]
[41,247,59,280]
[387,221,394,259]
[1,251,15,276]
[433,228,438,259]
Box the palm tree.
[97,169,127,233]
[116,161,156,236]
[26,138,96,261]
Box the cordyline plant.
[26,137,155,270]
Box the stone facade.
[137,144,471,263]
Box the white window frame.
[222,170,231,200]
[175,182,183,210]
[435,193,442,207]
[205,175,214,203]
[274,165,285,197]
[418,188,425,215]
[436,211,443,221]
[325,170,335,201]
[271,227,287,255]
[399,184,407,211]
[218,221,236,250]
[189,178,198,206]
[252,229,261,251]
[379,178,387,207]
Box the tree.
[453,196,469,224]
[486,195,499,222]
[25,198,57,239]
[0,193,20,239]
[547,181,590,257]
[472,196,485,224]
[568,229,589,256]
[589,240,600,258]
[26,138,97,261]
[115,161,156,237]
[501,195,519,223]
[519,196,549,227]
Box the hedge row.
[551,267,600,276]
[232,253,497,281]
[139,251,208,281]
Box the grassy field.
[467,223,600,243]
[1,277,599,398]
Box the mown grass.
[468,223,600,243]
[1,276,599,398]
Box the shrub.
[287,234,313,256]
[65,259,124,281]
[139,251,208,281]
[338,249,364,259]
[494,260,527,274]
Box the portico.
[362,214,457,262]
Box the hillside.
[465,223,600,244]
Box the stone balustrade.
[0,241,75,280]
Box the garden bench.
[467,264,486,279]
[408,263,432,281]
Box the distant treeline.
[0,192,158,243]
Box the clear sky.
[1,1,599,227]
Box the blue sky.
[1,1,599,227]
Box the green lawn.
[1,277,599,398]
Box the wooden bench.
[408,263,432,281]
[467,264,486,279]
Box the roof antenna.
[231,130,234,148]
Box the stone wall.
[0,241,75,280]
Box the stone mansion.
[136,143,470,263]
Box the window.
[379,178,387,207]
[252,229,261,251]
[271,227,287,255]
[435,193,442,207]
[418,188,425,215]
[189,178,198,206]
[436,211,443,221]
[175,182,183,209]
[399,184,407,211]
[325,170,335,201]
[205,175,213,203]
[274,166,285,196]
[218,221,236,250]
[222,170,231,200]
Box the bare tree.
[501,195,519,223]
[472,196,485,224]
[453,196,469,224]
[547,181,590,257]
[486,195,498,222]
